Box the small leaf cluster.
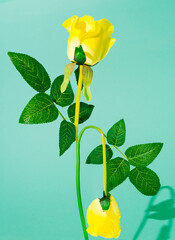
[86,119,163,196]
[8,52,94,156]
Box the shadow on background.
[133,186,175,240]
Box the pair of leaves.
[8,52,58,124]
[19,84,74,124]
[9,52,75,124]
[106,153,161,195]
[125,143,163,195]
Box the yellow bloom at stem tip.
[62,15,116,66]
[87,195,121,238]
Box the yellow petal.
[109,38,116,49]
[97,18,114,34]
[67,36,80,62]
[82,37,102,65]
[79,15,96,32]
[96,19,116,61]
[87,195,121,238]
[82,19,115,65]
[78,16,101,45]
[62,15,78,33]
[100,38,116,60]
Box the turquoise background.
[0,0,175,239]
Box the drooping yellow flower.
[62,15,116,66]
[87,195,121,238]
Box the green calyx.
[74,45,86,65]
[100,194,111,211]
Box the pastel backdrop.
[0,0,175,239]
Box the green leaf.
[129,167,161,196]
[68,102,94,124]
[8,52,51,92]
[107,157,130,192]
[86,144,113,164]
[19,93,58,124]
[107,119,126,147]
[125,143,163,167]
[59,120,76,156]
[50,75,74,107]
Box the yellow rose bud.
[86,195,121,238]
[62,15,116,66]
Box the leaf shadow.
[132,186,175,240]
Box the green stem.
[74,65,88,239]
[76,140,89,240]
[78,125,104,140]
[57,109,66,120]
[104,134,127,159]
[113,145,127,159]
[76,125,106,240]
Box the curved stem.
[78,125,108,195]
[78,125,105,143]
[76,125,108,240]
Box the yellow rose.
[62,15,116,66]
[86,195,121,238]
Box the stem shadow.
[132,186,175,240]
